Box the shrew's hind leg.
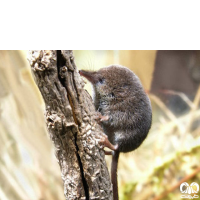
[99,134,118,152]
[94,113,118,154]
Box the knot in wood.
[59,66,68,79]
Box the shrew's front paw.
[94,112,109,123]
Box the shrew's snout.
[79,70,97,84]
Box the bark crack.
[56,51,89,198]
[75,132,90,200]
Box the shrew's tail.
[111,151,120,200]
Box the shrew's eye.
[109,92,115,98]
[99,78,104,84]
[111,92,115,98]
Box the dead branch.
[27,50,112,200]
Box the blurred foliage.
[0,50,199,200]
[0,51,64,200]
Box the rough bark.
[27,50,113,200]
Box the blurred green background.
[0,50,199,200]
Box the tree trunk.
[27,50,113,200]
